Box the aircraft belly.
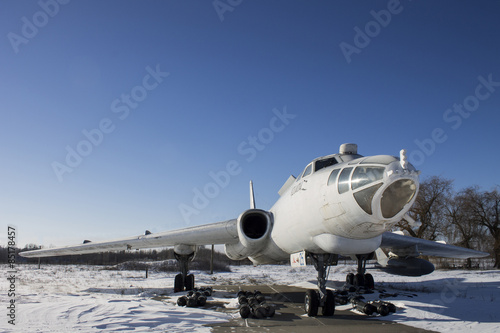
[313,233,382,255]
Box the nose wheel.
[305,253,337,317]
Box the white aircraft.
[21,143,488,317]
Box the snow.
[1,264,499,332]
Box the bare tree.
[444,190,484,268]
[461,187,499,268]
[398,176,453,240]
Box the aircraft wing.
[381,232,489,259]
[19,219,238,258]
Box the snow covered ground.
[1,263,499,332]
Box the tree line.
[396,176,499,268]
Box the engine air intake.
[241,211,269,239]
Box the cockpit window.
[302,164,313,178]
[338,167,353,194]
[315,157,338,172]
[351,166,385,190]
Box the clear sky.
[1,1,499,248]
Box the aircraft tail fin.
[375,248,389,267]
[250,181,256,209]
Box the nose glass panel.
[351,166,385,190]
[354,183,383,215]
[381,179,417,218]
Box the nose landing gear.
[304,253,338,317]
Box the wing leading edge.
[20,219,238,258]
[381,232,489,259]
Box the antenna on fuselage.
[250,181,256,209]
[339,143,358,154]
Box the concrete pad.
[208,284,436,333]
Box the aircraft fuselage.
[260,145,419,263]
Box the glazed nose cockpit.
[327,152,419,220]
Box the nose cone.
[381,179,417,218]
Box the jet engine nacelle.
[224,209,272,260]
[173,244,197,261]
[378,257,435,276]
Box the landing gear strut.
[174,252,195,292]
[346,253,375,290]
[304,253,337,317]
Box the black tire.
[362,303,376,316]
[239,304,251,319]
[248,297,259,307]
[304,289,319,317]
[176,296,187,306]
[364,273,375,290]
[381,301,397,313]
[174,274,184,293]
[254,306,267,319]
[346,273,354,285]
[375,303,389,316]
[185,274,195,291]
[264,304,275,317]
[186,297,197,307]
[197,295,207,306]
[321,290,335,316]
[353,273,365,288]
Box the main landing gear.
[304,253,337,317]
[345,253,375,290]
[174,252,195,293]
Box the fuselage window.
[327,169,341,186]
[302,164,313,178]
[338,167,353,194]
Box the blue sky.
[1,1,499,247]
